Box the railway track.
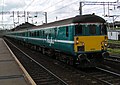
[86,67,120,85]
[108,43,120,49]
[103,55,120,78]
[4,38,68,85]
[5,38,120,85]
[4,38,107,85]
[104,55,120,63]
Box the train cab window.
[100,24,107,35]
[75,25,82,35]
[66,26,68,37]
[88,25,96,35]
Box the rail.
[5,38,68,85]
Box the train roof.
[36,14,105,28]
[10,14,106,32]
[73,14,105,23]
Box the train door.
[54,27,59,49]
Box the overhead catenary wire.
[48,0,80,14]
[24,0,35,11]
[35,0,66,23]
[36,0,80,24]
[40,0,65,11]
[1,0,119,29]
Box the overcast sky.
[0,0,120,29]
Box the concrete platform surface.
[0,38,29,85]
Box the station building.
[107,21,120,40]
[108,30,120,40]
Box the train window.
[29,32,31,37]
[88,25,96,35]
[43,31,45,36]
[102,24,107,35]
[22,33,24,36]
[75,25,82,35]
[100,24,107,35]
[37,31,39,36]
[34,31,36,36]
[39,31,42,36]
[31,32,34,37]
[23,33,25,36]
[66,26,68,37]
[26,32,28,37]
[55,28,57,38]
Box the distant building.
[108,21,120,29]
[108,30,120,40]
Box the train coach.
[5,14,109,67]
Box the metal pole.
[103,3,105,16]
[32,17,33,24]
[13,11,15,28]
[24,11,26,22]
[44,12,47,23]
[17,11,19,24]
[113,16,114,30]
[1,11,4,29]
[79,2,82,15]
[27,11,29,22]
[108,2,110,16]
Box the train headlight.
[75,37,84,46]
[101,41,108,50]
[101,46,104,50]
[76,40,79,44]
[104,41,108,47]
[101,41,107,47]
[76,37,79,45]
[104,43,107,47]
[80,42,85,46]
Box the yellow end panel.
[74,36,106,52]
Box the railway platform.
[0,38,35,85]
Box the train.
[5,14,109,67]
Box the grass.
[110,27,120,30]
[116,27,120,30]
[108,40,120,44]
[108,48,120,55]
